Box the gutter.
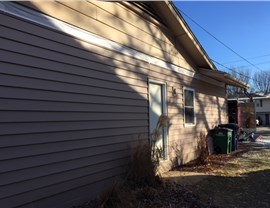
[198,68,250,89]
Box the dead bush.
[127,114,169,187]
[196,131,209,165]
[170,142,184,167]
[127,139,160,187]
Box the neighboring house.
[229,93,270,126]
[255,95,270,126]
[0,1,247,208]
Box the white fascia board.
[228,97,270,101]
[0,2,224,87]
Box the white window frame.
[183,87,196,126]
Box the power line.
[177,5,270,91]
[222,53,270,65]
[175,5,270,91]
[212,59,252,81]
[229,60,270,69]
[177,8,264,72]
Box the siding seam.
[0,3,199,79]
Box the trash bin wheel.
[214,146,222,154]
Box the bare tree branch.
[227,68,251,96]
[252,70,270,94]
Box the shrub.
[195,131,209,165]
[127,114,169,187]
[127,139,159,187]
[170,141,184,167]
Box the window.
[255,99,263,107]
[184,88,195,125]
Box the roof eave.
[199,68,250,89]
[167,1,217,71]
[152,1,217,71]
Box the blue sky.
[174,1,270,75]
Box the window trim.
[183,87,196,126]
[255,99,263,107]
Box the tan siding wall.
[167,81,227,166]
[19,1,195,72]
[0,2,227,208]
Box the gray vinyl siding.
[0,8,148,208]
[0,2,227,208]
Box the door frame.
[148,79,168,159]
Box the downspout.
[244,88,253,102]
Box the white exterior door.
[149,81,167,158]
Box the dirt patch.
[192,170,270,208]
[162,171,210,186]
[162,142,255,186]
[164,142,270,208]
[77,181,216,208]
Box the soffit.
[198,68,249,89]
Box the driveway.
[255,126,270,136]
[255,126,270,144]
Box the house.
[255,94,270,126]
[228,93,270,126]
[0,1,248,207]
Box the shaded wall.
[0,2,227,207]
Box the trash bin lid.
[209,127,232,135]
[218,123,239,130]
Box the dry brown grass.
[83,181,137,208]
[195,132,209,165]
[189,143,270,208]
[218,148,270,176]
[127,139,160,187]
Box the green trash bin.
[210,128,232,154]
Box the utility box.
[210,128,232,154]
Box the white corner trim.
[0,2,223,86]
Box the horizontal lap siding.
[0,9,149,208]
[20,1,195,71]
[0,2,228,207]
[167,80,227,163]
[2,165,126,208]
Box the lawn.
[188,142,270,208]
